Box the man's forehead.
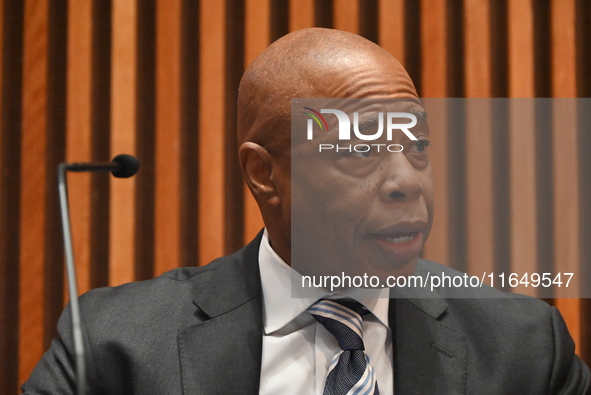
[238,28,418,147]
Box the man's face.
[288,57,433,282]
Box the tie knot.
[308,299,365,351]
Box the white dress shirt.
[257,229,394,394]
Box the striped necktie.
[309,299,380,395]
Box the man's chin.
[291,240,423,284]
[358,255,419,280]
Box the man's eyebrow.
[350,110,426,133]
[347,115,382,136]
[409,108,427,120]
[355,115,380,131]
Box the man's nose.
[379,154,423,202]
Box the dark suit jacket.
[22,234,590,394]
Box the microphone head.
[111,154,140,178]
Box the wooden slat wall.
[0,0,23,391]
[19,0,49,383]
[0,0,589,392]
[243,0,269,242]
[198,0,226,266]
[110,0,137,286]
[155,0,182,276]
[551,0,581,349]
[66,0,92,297]
[464,0,494,281]
[420,0,450,267]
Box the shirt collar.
[258,229,390,334]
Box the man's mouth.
[376,231,419,245]
[368,223,426,262]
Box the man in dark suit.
[23,28,590,394]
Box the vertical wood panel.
[134,0,156,282]
[0,2,14,393]
[66,0,92,295]
[243,0,270,244]
[199,0,226,265]
[179,0,199,268]
[333,0,359,33]
[551,0,577,97]
[289,0,314,31]
[0,15,4,384]
[552,100,580,337]
[420,0,447,97]
[464,0,491,97]
[19,0,48,383]
[464,100,494,275]
[551,0,580,349]
[508,0,535,97]
[0,1,5,389]
[1,2,23,392]
[89,0,112,290]
[378,0,405,64]
[420,0,449,266]
[507,0,537,294]
[464,1,495,278]
[222,0,246,255]
[0,0,3,112]
[45,0,68,345]
[155,0,181,275]
[508,99,537,295]
[110,0,137,285]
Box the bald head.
[237,28,417,150]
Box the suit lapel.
[178,297,263,394]
[178,234,264,395]
[390,292,467,394]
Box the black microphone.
[65,154,140,178]
[57,154,140,395]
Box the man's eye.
[349,149,373,158]
[412,139,430,152]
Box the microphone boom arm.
[57,163,87,395]
[65,162,120,173]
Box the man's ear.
[239,142,280,206]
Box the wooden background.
[1,0,590,392]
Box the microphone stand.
[57,163,87,395]
[56,155,138,394]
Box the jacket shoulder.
[413,260,590,393]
